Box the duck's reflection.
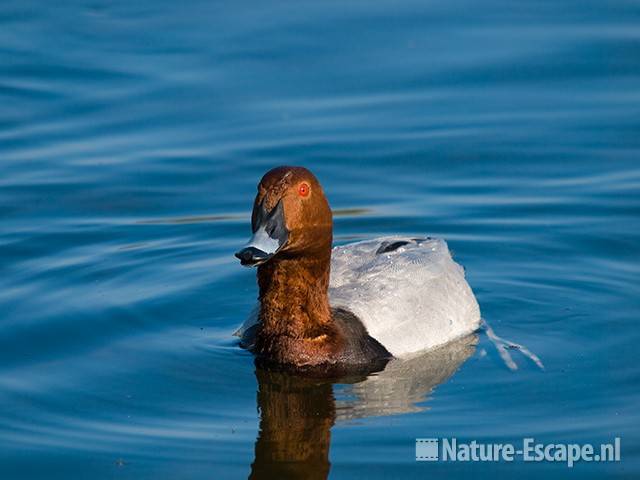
[249,334,477,480]
[249,369,340,480]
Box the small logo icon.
[416,438,439,461]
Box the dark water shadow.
[249,334,477,479]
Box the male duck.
[235,166,481,374]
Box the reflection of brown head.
[249,368,335,480]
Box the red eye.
[298,182,310,197]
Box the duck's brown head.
[235,166,333,266]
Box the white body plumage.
[329,237,481,357]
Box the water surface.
[1,1,639,478]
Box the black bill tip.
[234,246,273,267]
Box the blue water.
[1,1,639,478]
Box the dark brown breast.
[240,308,392,377]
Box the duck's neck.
[255,251,338,364]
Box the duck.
[234,166,481,375]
